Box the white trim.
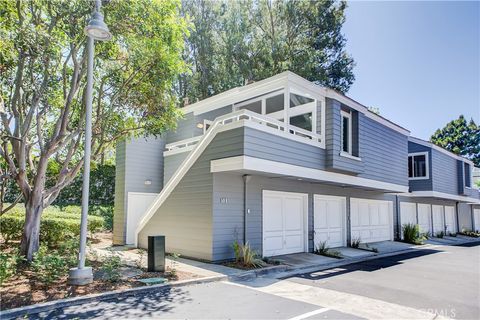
[313,194,347,247]
[211,155,409,193]
[340,110,352,155]
[164,145,196,156]
[339,151,362,161]
[408,151,430,180]
[182,71,409,136]
[262,190,309,257]
[399,191,480,204]
[408,136,474,165]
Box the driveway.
[27,242,480,319]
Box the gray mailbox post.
[148,235,166,272]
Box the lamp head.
[84,11,112,41]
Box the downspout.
[243,175,251,245]
[395,195,400,240]
[455,201,460,233]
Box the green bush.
[402,223,425,245]
[31,246,74,284]
[0,206,104,247]
[100,255,122,282]
[314,241,342,258]
[230,241,265,268]
[0,250,22,285]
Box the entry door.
[400,202,417,239]
[432,205,445,235]
[444,206,456,234]
[417,204,432,235]
[126,192,158,244]
[313,195,346,249]
[263,190,307,257]
[350,198,393,243]
[474,209,480,232]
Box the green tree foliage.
[0,0,187,260]
[430,115,480,166]
[178,0,355,104]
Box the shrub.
[458,230,480,238]
[89,205,114,231]
[230,241,265,268]
[402,223,425,245]
[0,250,22,285]
[0,207,104,247]
[314,241,342,259]
[351,237,361,248]
[435,231,445,238]
[100,255,122,282]
[31,246,73,284]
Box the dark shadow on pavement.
[30,287,191,320]
[282,249,442,282]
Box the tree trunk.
[20,195,43,261]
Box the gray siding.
[166,106,233,144]
[211,173,399,261]
[325,98,408,186]
[164,152,190,184]
[113,140,127,245]
[431,149,460,195]
[138,128,244,260]
[112,137,165,245]
[407,141,433,191]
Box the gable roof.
[181,71,410,136]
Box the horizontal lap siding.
[138,128,245,261]
[113,140,127,245]
[164,153,189,184]
[432,149,459,195]
[243,127,326,170]
[358,116,408,186]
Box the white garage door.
[263,190,307,257]
[432,205,445,235]
[314,195,346,249]
[350,198,393,243]
[126,192,158,244]
[400,202,417,239]
[444,206,456,234]
[417,204,432,235]
[474,209,480,232]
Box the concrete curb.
[0,274,228,319]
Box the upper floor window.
[408,152,429,180]
[464,162,471,187]
[341,110,352,154]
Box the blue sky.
[343,0,480,139]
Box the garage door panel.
[474,209,480,232]
[350,198,393,243]
[444,206,456,234]
[432,205,445,234]
[263,191,306,257]
[418,204,432,235]
[314,195,346,248]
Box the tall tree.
[0,0,187,260]
[178,0,355,105]
[430,115,480,166]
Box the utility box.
[148,235,165,272]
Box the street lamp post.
[68,0,112,286]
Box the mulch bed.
[0,263,200,311]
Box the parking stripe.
[288,307,330,320]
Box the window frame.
[464,162,472,188]
[340,110,352,155]
[408,151,430,180]
[234,89,317,134]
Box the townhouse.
[112,72,480,261]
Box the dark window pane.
[239,100,261,114]
[266,94,284,114]
[464,163,471,187]
[290,113,312,131]
[408,156,413,177]
[413,155,426,177]
[342,116,349,152]
[290,93,314,108]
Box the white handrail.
[165,110,322,153]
